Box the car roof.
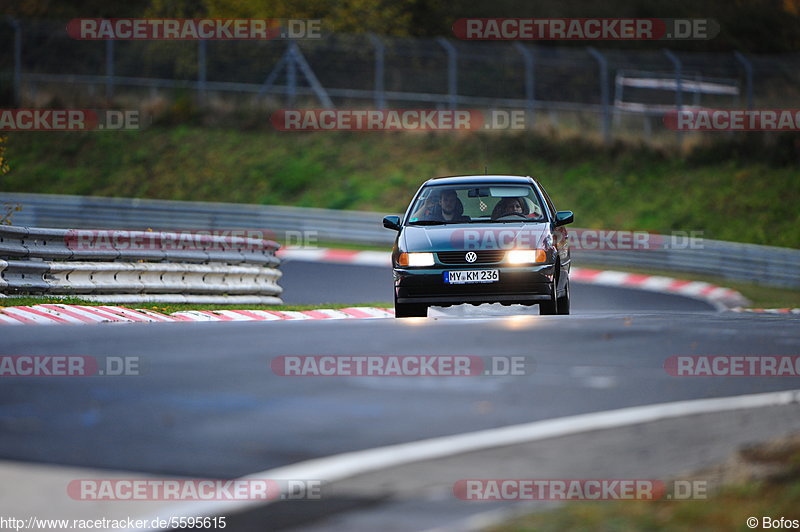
[422,175,538,186]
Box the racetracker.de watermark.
[665,109,800,131]
[664,355,800,377]
[447,228,704,251]
[270,355,529,376]
[67,18,321,40]
[454,479,708,500]
[67,479,322,500]
[452,18,719,40]
[272,109,483,131]
[63,229,289,252]
[0,109,139,131]
[0,356,140,377]
[276,109,653,132]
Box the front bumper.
[394,264,555,306]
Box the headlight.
[506,249,547,264]
[398,252,435,267]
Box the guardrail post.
[437,37,458,109]
[734,51,754,110]
[198,39,207,106]
[588,47,610,144]
[7,17,21,106]
[514,42,535,126]
[663,49,683,145]
[105,39,114,101]
[368,34,386,109]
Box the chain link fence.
[3,19,800,140]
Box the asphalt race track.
[278,260,715,312]
[1,260,798,484]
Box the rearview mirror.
[555,211,574,226]
[383,215,401,231]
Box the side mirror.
[554,211,574,226]
[383,215,401,231]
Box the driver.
[438,189,469,222]
[411,191,442,220]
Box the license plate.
[444,270,499,284]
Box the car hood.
[401,223,551,252]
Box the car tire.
[539,281,558,315]
[557,277,570,315]
[395,302,428,318]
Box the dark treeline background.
[3,0,800,53]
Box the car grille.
[405,284,533,296]
[437,250,506,265]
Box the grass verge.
[488,435,800,532]
[4,127,800,248]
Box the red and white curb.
[568,268,749,310]
[0,305,394,325]
[730,307,800,315]
[278,248,751,309]
[0,249,761,324]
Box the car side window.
[539,185,557,220]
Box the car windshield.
[406,184,547,224]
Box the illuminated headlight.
[398,252,435,267]
[506,249,547,264]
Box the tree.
[0,136,8,177]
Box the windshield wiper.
[407,220,448,225]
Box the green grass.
[488,438,800,532]
[489,479,800,532]
[3,126,799,247]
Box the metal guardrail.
[1,192,392,249]
[569,241,800,289]
[3,192,799,289]
[0,224,283,304]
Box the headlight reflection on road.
[500,315,541,330]
[396,317,428,325]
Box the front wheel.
[539,281,558,315]
[557,277,570,315]
[395,301,428,318]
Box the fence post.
[613,71,624,128]
[287,42,298,107]
[587,47,610,144]
[198,39,207,105]
[437,37,458,109]
[290,44,334,108]
[514,42,535,126]
[733,51,754,110]
[368,34,386,109]
[663,49,683,145]
[105,39,114,101]
[7,18,21,106]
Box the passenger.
[491,197,527,219]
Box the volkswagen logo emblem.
[465,252,477,263]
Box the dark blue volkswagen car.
[383,175,573,317]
